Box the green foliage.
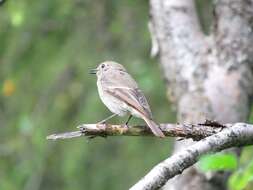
[228,146,253,190]
[227,109,253,190]
[198,153,238,172]
[229,159,253,190]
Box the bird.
[90,61,165,138]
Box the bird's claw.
[124,124,130,129]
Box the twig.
[47,121,229,141]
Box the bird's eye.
[101,64,105,69]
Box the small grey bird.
[90,61,165,138]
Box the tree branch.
[47,122,253,189]
[130,123,253,190]
[46,121,225,140]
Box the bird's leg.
[124,115,133,128]
[88,114,116,140]
[98,113,117,124]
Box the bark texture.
[130,123,253,190]
[149,0,253,189]
[46,121,226,140]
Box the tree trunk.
[149,0,253,189]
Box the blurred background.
[0,1,175,190]
[0,1,252,190]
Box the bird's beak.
[89,68,98,74]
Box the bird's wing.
[131,88,153,119]
[104,86,153,119]
[101,70,153,119]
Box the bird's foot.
[123,123,130,129]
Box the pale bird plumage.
[91,61,165,138]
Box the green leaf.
[229,159,253,190]
[197,153,238,172]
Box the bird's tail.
[143,117,165,138]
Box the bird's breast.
[97,80,128,116]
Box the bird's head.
[89,61,126,78]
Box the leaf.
[229,159,253,190]
[197,153,238,172]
